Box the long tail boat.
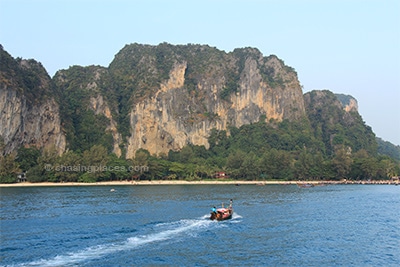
[210,199,233,221]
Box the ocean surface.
[0,184,399,266]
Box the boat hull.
[210,209,233,221]
[210,199,233,221]
[297,183,314,188]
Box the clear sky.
[1,0,399,145]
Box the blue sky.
[1,0,399,145]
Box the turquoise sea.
[1,184,399,266]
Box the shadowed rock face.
[0,47,66,155]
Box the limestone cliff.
[0,47,65,155]
[115,44,306,157]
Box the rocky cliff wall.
[0,86,66,155]
[125,47,306,157]
[0,48,66,155]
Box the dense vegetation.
[377,137,400,160]
[54,66,114,153]
[305,90,377,156]
[1,115,398,183]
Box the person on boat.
[210,206,218,220]
[216,212,222,220]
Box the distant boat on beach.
[297,183,314,188]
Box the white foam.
[17,217,213,267]
[128,219,210,246]
[232,212,243,219]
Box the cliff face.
[0,47,65,155]
[0,87,66,155]
[111,44,306,157]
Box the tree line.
[1,119,398,183]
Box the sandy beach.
[1,179,397,187]
[0,180,345,187]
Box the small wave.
[232,212,243,220]
[201,214,212,220]
[17,218,213,267]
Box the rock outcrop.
[335,93,359,112]
[0,87,66,155]
[0,47,65,155]
[117,44,306,157]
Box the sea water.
[0,184,399,266]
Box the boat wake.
[232,212,243,220]
[16,217,215,267]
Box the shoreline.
[0,180,397,187]
[0,180,299,187]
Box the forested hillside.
[377,137,400,160]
